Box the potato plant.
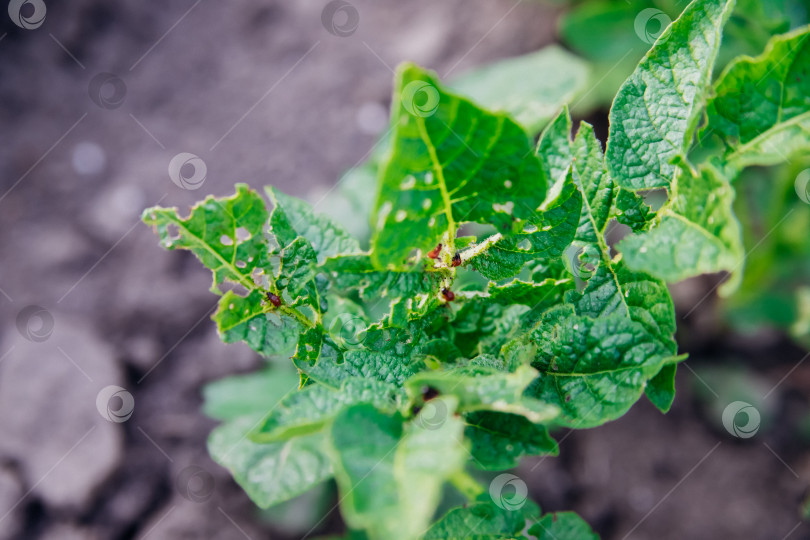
[143,0,810,537]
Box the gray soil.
[0,1,807,539]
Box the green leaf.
[143,185,318,357]
[142,183,270,293]
[202,367,299,422]
[465,411,558,470]
[424,499,539,540]
[371,63,550,269]
[606,0,736,190]
[213,290,303,357]
[528,511,599,540]
[208,416,333,509]
[323,254,437,299]
[252,378,402,442]
[292,326,425,388]
[266,186,361,263]
[469,170,582,281]
[569,259,676,351]
[618,166,743,290]
[645,364,678,413]
[706,26,810,168]
[488,278,571,315]
[329,399,466,540]
[536,106,574,186]
[450,46,590,136]
[613,188,655,232]
[572,122,614,244]
[528,305,678,428]
[405,364,559,424]
[204,363,334,509]
[726,112,810,168]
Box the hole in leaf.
[235,260,247,268]
[166,223,180,240]
[395,210,407,222]
[220,234,234,246]
[235,227,251,242]
[523,223,538,233]
[400,175,416,189]
[492,201,514,214]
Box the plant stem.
[449,470,485,502]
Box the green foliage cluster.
[144,0,810,537]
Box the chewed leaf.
[292,326,425,388]
[405,364,559,424]
[618,166,743,291]
[214,290,303,357]
[469,169,582,281]
[266,186,360,263]
[371,63,550,269]
[142,183,270,293]
[323,254,437,299]
[606,0,735,190]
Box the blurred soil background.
[0,0,808,538]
